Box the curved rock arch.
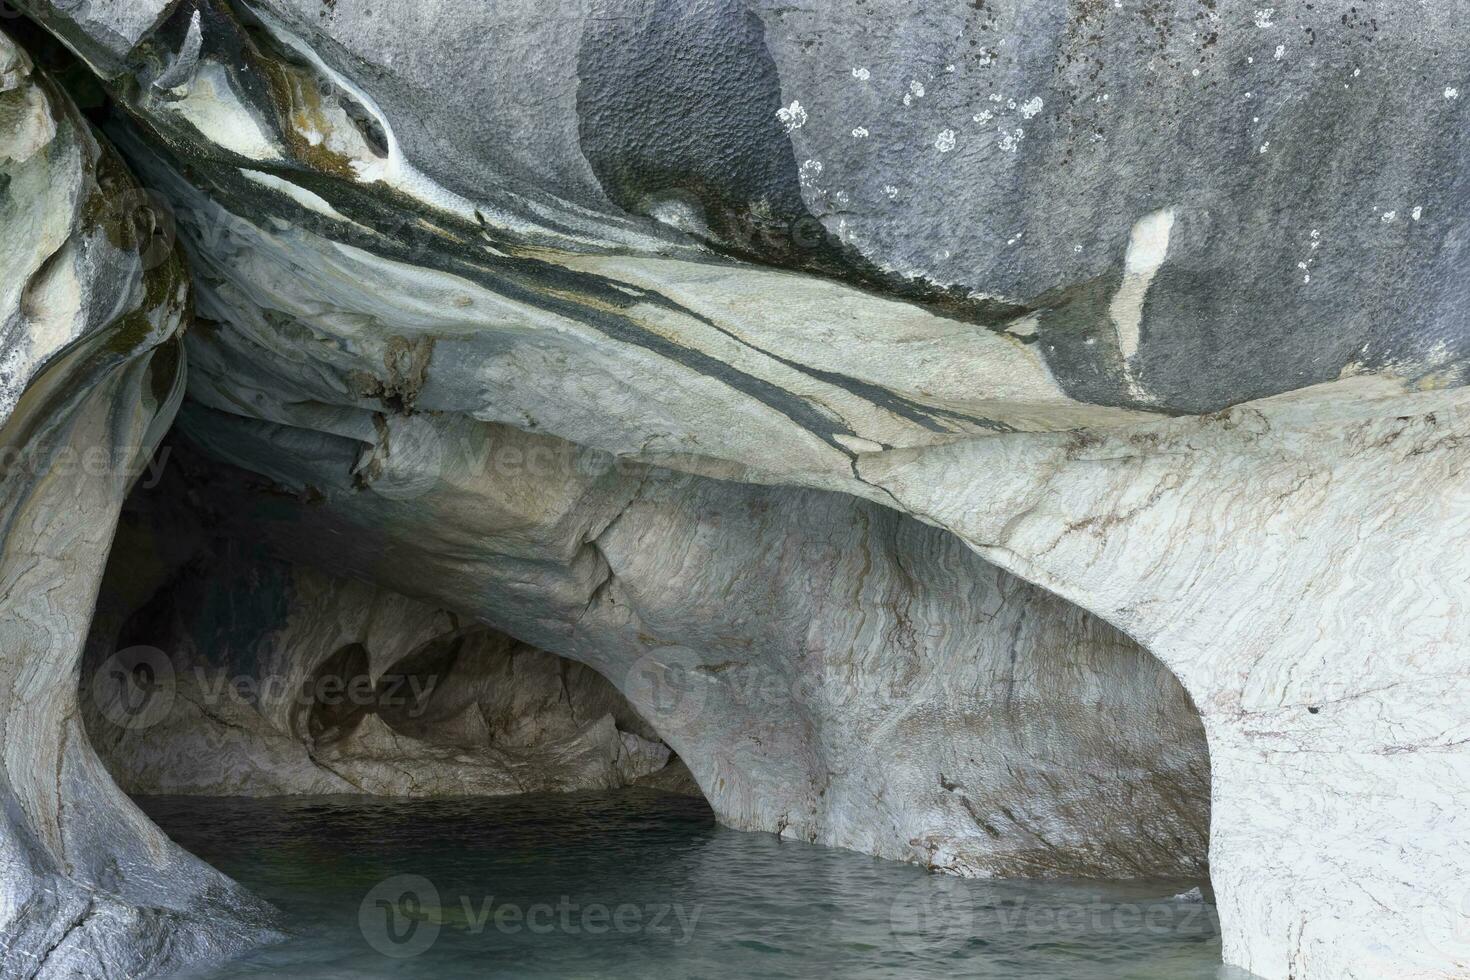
[0,3,1466,979]
[860,392,1470,980]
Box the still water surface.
[142,791,1254,979]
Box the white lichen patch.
[852,126,869,139]
[909,81,926,98]
[1019,97,1044,119]
[1254,8,1276,28]
[777,101,808,133]
[851,67,870,81]
[935,129,957,152]
[998,128,1025,152]
[1274,45,1286,60]
[883,185,899,199]
[798,159,823,188]
[0,345,26,422]
[973,110,994,124]
[1445,87,1460,100]
[1381,210,1397,223]
[1413,206,1424,221]
[1294,228,1323,283]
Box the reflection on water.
[142,791,1254,979]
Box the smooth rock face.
[84,0,1470,415]
[0,28,279,979]
[864,382,1470,980]
[2,3,1467,980]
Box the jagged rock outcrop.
[3,3,1468,980]
[0,28,278,979]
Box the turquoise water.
[142,791,1250,979]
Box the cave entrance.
[81,436,1209,880]
[74,436,1218,978]
[79,443,707,804]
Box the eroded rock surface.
[81,483,688,797]
[2,3,1468,980]
[99,433,1212,882]
[0,28,278,979]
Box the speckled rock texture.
[0,27,279,980]
[3,2,1468,979]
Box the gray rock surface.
[1,3,1467,980]
[142,427,1213,881]
[0,27,279,979]
[81,489,689,797]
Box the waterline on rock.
[141,791,1252,980]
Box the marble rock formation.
[1,3,1468,980]
[81,472,690,797]
[0,27,279,979]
